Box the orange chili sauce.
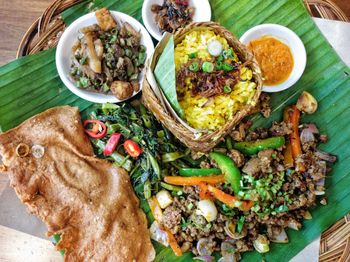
[248,36,294,86]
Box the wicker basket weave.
[142,21,262,152]
[15,0,350,260]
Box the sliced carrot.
[164,175,225,186]
[290,106,305,172]
[207,185,238,208]
[198,182,214,200]
[240,200,254,211]
[206,185,254,211]
[283,141,294,168]
[283,107,295,168]
[164,228,183,257]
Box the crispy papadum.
[0,106,155,262]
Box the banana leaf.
[154,35,185,118]
[0,0,349,261]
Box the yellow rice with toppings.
[174,30,257,131]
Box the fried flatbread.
[0,106,155,262]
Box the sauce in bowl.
[248,36,294,86]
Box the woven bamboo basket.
[15,0,350,260]
[142,21,262,152]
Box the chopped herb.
[275,204,289,213]
[237,216,245,233]
[223,85,232,93]
[181,217,190,230]
[222,48,234,59]
[222,63,234,72]
[202,61,214,73]
[189,62,199,72]
[188,52,198,58]
[187,202,194,210]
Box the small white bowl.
[56,11,154,103]
[240,24,306,93]
[142,0,211,41]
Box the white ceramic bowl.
[142,0,211,41]
[240,24,306,93]
[56,11,154,103]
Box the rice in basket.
[175,30,257,130]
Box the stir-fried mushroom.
[84,32,102,73]
[69,8,147,98]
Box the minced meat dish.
[148,93,336,261]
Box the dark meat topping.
[151,0,195,33]
[176,59,241,98]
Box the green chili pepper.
[179,168,222,177]
[188,52,198,58]
[202,61,214,73]
[233,136,285,155]
[189,62,199,72]
[222,63,234,72]
[209,152,241,195]
[223,85,232,93]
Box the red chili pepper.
[83,120,107,139]
[124,140,142,158]
[103,133,121,156]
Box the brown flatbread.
[0,106,155,262]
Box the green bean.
[160,182,182,192]
[162,152,185,163]
[226,136,233,150]
[144,179,151,199]
[148,152,161,179]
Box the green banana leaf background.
[0,0,349,261]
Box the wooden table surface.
[0,0,349,261]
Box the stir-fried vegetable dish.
[83,90,336,261]
[70,8,147,100]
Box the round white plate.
[240,24,307,93]
[56,11,154,103]
[142,0,211,41]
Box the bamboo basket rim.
[15,0,350,260]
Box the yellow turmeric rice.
[174,30,257,130]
